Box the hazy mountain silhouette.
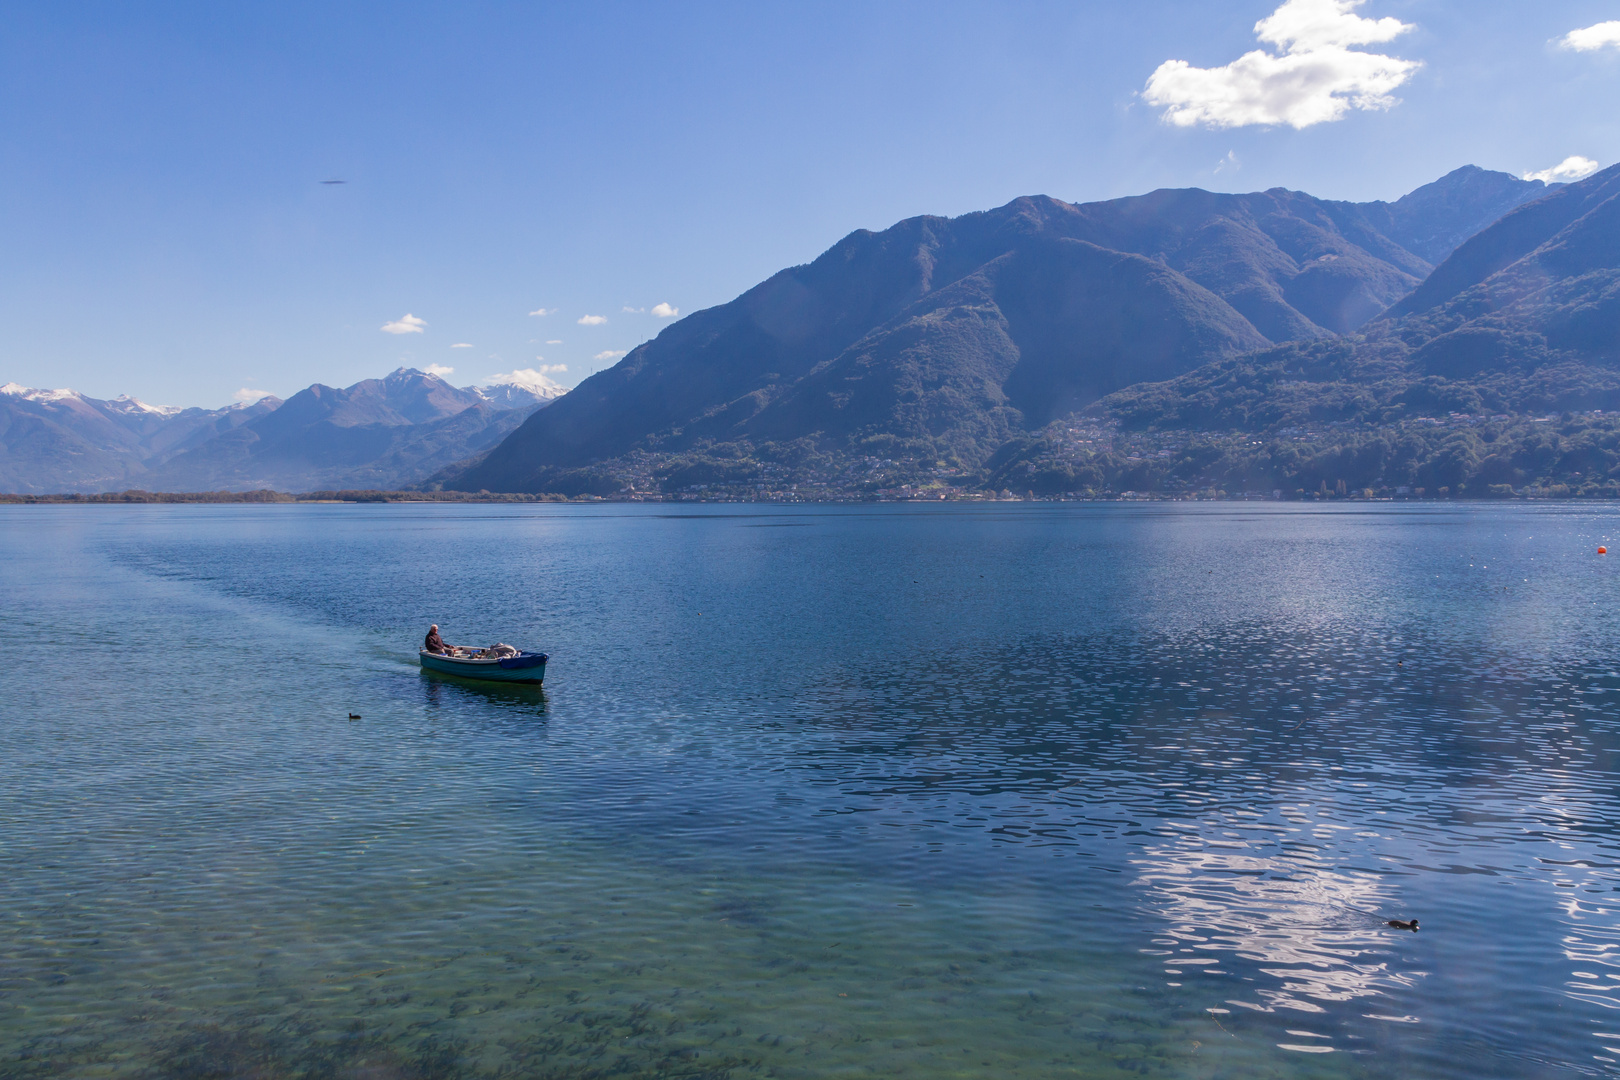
[1,368,562,493]
[0,385,281,494]
[142,369,559,492]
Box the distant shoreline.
[0,490,575,505]
[2,488,1608,506]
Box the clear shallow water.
[3,502,1620,1079]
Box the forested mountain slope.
[451,167,1550,494]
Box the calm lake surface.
[4,501,1620,1079]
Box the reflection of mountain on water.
[1132,839,1417,1014]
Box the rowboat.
[419,648,548,684]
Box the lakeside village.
[533,407,1620,503]
[8,410,1620,505]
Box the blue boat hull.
[419,649,547,684]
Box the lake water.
[3,502,1620,1078]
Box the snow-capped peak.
[462,369,569,411]
[3,382,190,416]
[106,394,182,417]
[388,366,453,382]
[0,383,83,403]
[479,368,568,398]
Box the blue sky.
[2,0,1618,408]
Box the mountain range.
[448,165,1559,494]
[995,162,1620,497]
[12,163,1609,499]
[0,368,563,494]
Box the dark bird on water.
[1387,919,1419,931]
[321,179,347,185]
[348,713,361,720]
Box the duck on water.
[420,623,548,684]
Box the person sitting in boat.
[424,624,451,655]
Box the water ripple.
[3,502,1620,1078]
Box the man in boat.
[424,624,452,655]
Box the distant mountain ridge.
[0,368,564,494]
[988,162,1620,497]
[1093,160,1620,431]
[142,368,564,493]
[1352,165,1564,266]
[452,165,1554,493]
[0,383,282,494]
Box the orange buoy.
[1601,546,1609,555]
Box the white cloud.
[1523,156,1602,183]
[1560,21,1620,52]
[578,314,607,325]
[651,302,679,318]
[1253,0,1408,51]
[594,350,627,361]
[537,363,567,375]
[528,307,555,317]
[381,313,427,334]
[546,339,562,345]
[233,387,272,403]
[486,367,566,393]
[425,363,455,377]
[1143,0,1420,130]
[1214,150,1240,174]
[450,342,473,349]
[622,305,645,313]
